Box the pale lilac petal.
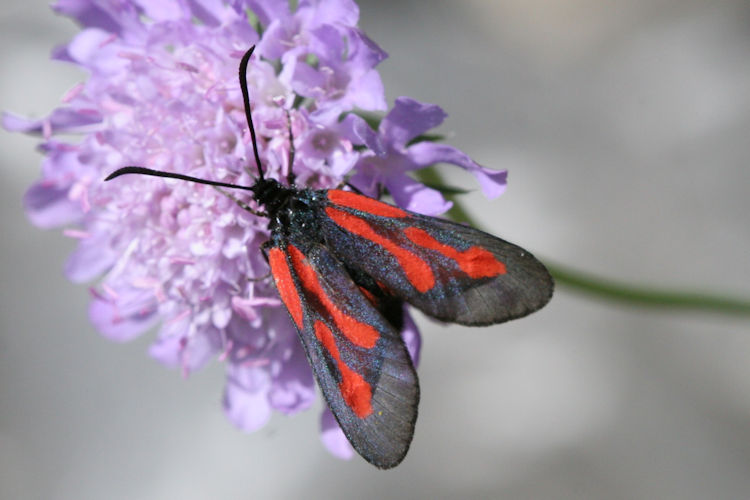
[231,293,281,322]
[51,43,76,64]
[185,0,231,26]
[268,378,315,414]
[471,166,509,198]
[347,167,379,198]
[297,25,386,113]
[244,0,291,26]
[401,308,421,366]
[223,366,272,432]
[268,342,315,414]
[348,69,387,112]
[286,57,327,100]
[133,0,185,21]
[382,97,447,147]
[66,28,113,61]
[2,109,101,134]
[149,320,222,372]
[310,24,345,62]
[210,286,232,329]
[338,113,384,155]
[327,146,359,178]
[89,288,159,342]
[320,408,355,460]
[408,142,508,198]
[65,232,118,282]
[255,20,291,59]
[2,112,41,133]
[386,173,452,216]
[345,28,387,75]
[305,0,360,26]
[23,182,81,228]
[52,0,124,33]
[65,28,128,74]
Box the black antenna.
[239,46,264,180]
[284,109,296,186]
[105,166,254,190]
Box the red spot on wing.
[268,247,304,329]
[328,190,408,218]
[404,227,506,278]
[314,320,373,418]
[326,207,436,293]
[287,245,379,349]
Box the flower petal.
[2,109,101,135]
[149,320,221,372]
[88,287,159,342]
[320,408,355,460]
[304,0,360,27]
[223,366,272,432]
[339,113,384,155]
[386,172,453,216]
[65,28,129,74]
[52,0,125,33]
[268,342,315,414]
[133,0,186,21]
[244,0,291,27]
[401,308,421,366]
[346,28,388,71]
[408,142,508,199]
[65,231,118,283]
[186,0,235,26]
[348,69,387,112]
[382,97,447,147]
[23,181,81,228]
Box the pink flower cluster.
[5,0,507,458]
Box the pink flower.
[5,0,504,459]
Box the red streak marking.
[326,207,436,293]
[375,281,392,295]
[287,245,379,349]
[404,227,506,278]
[314,321,373,418]
[359,286,378,306]
[269,247,304,329]
[328,190,408,218]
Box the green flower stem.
[415,168,750,317]
[543,262,750,316]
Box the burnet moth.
[106,46,554,469]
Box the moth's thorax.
[256,181,326,244]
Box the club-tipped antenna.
[239,46,264,181]
[105,166,254,191]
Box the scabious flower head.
[6,0,506,458]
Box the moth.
[106,46,553,468]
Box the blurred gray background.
[2,1,749,498]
